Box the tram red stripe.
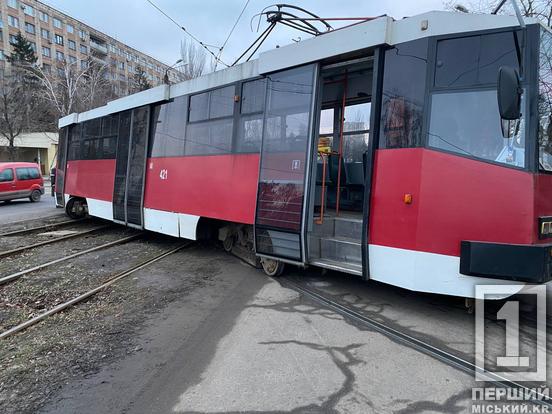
[369,148,535,257]
[143,154,260,224]
[64,160,116,202]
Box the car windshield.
[538,27,552,171]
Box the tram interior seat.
[318,154,365,212]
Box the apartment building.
[0,0,180,93]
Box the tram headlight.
[538,217,552,239]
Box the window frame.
[420,26,538,172]
[185,84,239,156]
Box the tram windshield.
[538,27,552,171]
[427,31,526,168]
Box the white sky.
[41,0,446,67]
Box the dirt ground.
[0,219,203,414]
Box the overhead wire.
[215,0,251,69]
[144,0,229,68]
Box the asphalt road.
[38,248,534,414]
[0,188,60,226]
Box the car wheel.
[29,190,41,202]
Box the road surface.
[0,188,60,225]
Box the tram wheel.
[222,233,235,252]
[260,258,285,277]
[65,197,86,219]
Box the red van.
[0,162,44,203]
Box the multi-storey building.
[0,0,180,94]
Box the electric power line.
[144,0,229,68]
[215,0,251,69]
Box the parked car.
[0,162,45,203]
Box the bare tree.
[444,0,552,26]
[178,39,209,81]
[30,58,114,119]
[0,65,40,160]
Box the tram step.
[312,216,363,240]
[309,258,363,276]
[320,236,362,265]
[334,217,363,240]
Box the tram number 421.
[160,169,168,180]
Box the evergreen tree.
[7,32,37,65]
[132,66,152,92]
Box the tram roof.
[59,10,539,128]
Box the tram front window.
[538,27,552,171]
[428,90,525,168]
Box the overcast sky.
[41,0,446,67]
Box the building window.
[54,34,63,45]
[0,50,4,61]
[53,18,62,29]
[79,29,86,40]
[42,46,51,57]
[39,11,49,23]
[56,50,64,61]
[68,55,76,63]
[80,60,88,70]
[25,22,35,35]
[0,13,3,29]
[118,61,124,70]
[7,0,17,9]
[8,15,19,28]
[80,44,87,54]
[29,41,36,52]
[23,4,34,16]
[66,23,74,33]
[9,34,17,44]
[41,28,49,39]
[68,39,76,50]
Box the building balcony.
[90,40,108,55]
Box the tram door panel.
[112,106,150,228]
[254,64,317,263]
[55,127,69,207]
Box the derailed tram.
[56,10,552,298]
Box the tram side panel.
[64,159,117,220]
[368,147,535,298]
[142,153,260,239]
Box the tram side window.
[237,79,266,153]
[67,124,82,161]
[428,31,525,168]
[186,85,235,155]
[101,114,119,159]
[149,96,187,158]
[81,118,102,160]
[379,38,428,148]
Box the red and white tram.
[55,10,552,298]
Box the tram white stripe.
[368,244,525,298]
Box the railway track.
[279,276,552,410]
[0,218,87,237]
[0,233,142,285]
[0,242,190,339]
[0,224,111,259]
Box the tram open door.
[254,52,381,278]
[306,57,375,277]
